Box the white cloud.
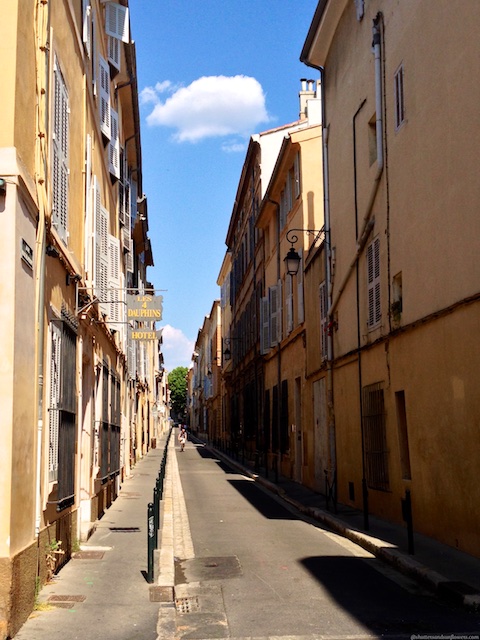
[143,75,271,143]
[139,80,175,106]
[161,325,195,372]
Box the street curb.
[200,441,480,612]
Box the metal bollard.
[147,502,155,583]
[401,489,415,554]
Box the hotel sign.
[127,294,163,341]
[126,294,163,320]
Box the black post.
[147,502,155,583]
[402,489,414,554]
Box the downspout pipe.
[328,13,384,320]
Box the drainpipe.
[34,0,50,539]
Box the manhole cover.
[175,596,200,614]
[73,551,105,560]
[149,586,174,602]
[175,556,242,584]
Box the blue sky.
[129,0,319,371]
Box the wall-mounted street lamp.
[222,337,243,361]
[284,227,325,276]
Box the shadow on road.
[300,555,480,636]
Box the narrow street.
[167,439,480,640]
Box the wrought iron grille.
[362,382,390,491]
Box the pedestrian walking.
[178,426,187,452]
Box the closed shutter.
[99,55,111,138]
[286,275,293,335]
[94,179,109,316]
[48,323,62,482]
[84,134,93,280]
[367,237,381,327]
[108,235,120,323]
[109,108,120,178]
[52,57,69,244]
[260,297,270,355]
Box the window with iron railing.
[362,382,390,491]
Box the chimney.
[299,78,317,121]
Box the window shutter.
[319,281,328,361]
[297,248,304,324]
[82,0,92,57]
[260,296,270,354]
[294,152,301,199]
[367,237,381,327]
[99,55,111,138]
[84,135,93,280]
[48,322,62,482]
[52,57,69,244]
[286,275,293,335]
[109,108,120,178]
[108,235,120,323]
[269,285,278,347]
[105,2,129,43]
[108,35,120,70]
[94,180,109,316]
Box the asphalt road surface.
[172,441,480,640]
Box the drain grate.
[175,596,200,614]
[108,527,140,532]
[48,595,86,604]
[73,551,105,560]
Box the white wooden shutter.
[82,0,92,57]
[297,248,304,324]
[52,57,69,244]
[49,322,62,482]
[108,235,120,322]
[269,281,282,347]
[84,135,93,280]
[105,2,129,43]
[367,237,381,327]
[286,274,293,335]
[99,55,111,138]
[319,281,328,361]
[108,35,120,70]
[94,179,109,316]
[109,108,120,178]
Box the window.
[48,318,77,509]
[362,382,389,490]
[100,363,121,481]
[82,0,92,57]
[367,237,381,328]
[52,57,69,244]
[394,64,405,131]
